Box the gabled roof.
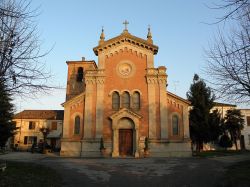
[167,91,191,105]
[239,108,250,111]
[93,31,158,56]
[14,110,64,120]
[214,102,237,107]
[61,92,85,107]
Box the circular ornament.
[116,60,135,78]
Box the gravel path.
[1,152,250,187]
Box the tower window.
[76,67,83,82]
[112,91,120,110]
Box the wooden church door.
[119,129,133,156]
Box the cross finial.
[99,26,105,43]
[123,20,129,31]
[147,24,153,43]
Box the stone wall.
[148,141,192,157]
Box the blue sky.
[14,0,233,112]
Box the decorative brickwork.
[61,26,191,157]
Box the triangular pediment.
[110,108,142,120]
[61,92,84,107]
[93,32,158,56]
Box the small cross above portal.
[123,20,129,31]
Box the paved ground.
[1,152,250,187]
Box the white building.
[13,110,64,151]
[240,109,250,150]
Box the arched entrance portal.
[110,108,141,158]
[118,118,134,156]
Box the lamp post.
[40,127,50,154]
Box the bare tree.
[0,0,52,97]
[209,0,249,23]
[205,0,250,103]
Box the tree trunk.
[196,142,200,152]
[234,139,238,151]
[200,142,203,151]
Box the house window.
[51,122,57,130]
[24,136,28,145]
[121,91,130,108]
[74,116,80,135]
[247,116,250,126]
[172,115,179,135]
[132,91,140,110]
[76,67,83,82]
[28,136,37,144]
[112,91,120,110]
[29,121,36,130]
[24,136,37,144]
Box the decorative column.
[146,69,157,139]
[135,127,139,158]
[146,53,154,68]
[95,71,105,138]
[146,27,154,68]
[158,67,168,139]
[84,76,95,138]
[62,105,70,138]
[183,106,190,139]
[98,28,106,69]
[98,52,105,69]
[112,128,119,157]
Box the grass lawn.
[222,160,250,187]
[195,150,249,157]
[0,161,62,187]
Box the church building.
[60,22,191,157]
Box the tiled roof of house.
[13,110,64,120]
[214,102,237,107]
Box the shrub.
[100,137,105,150]
[144,137,149,150]
[219,134,233,149]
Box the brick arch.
[117,117,135,129]
[108,89,121,96]
[132,89,143,96]
[120,89,131,96]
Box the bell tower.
[66,60,85,100]
[65,58,97,101]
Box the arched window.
[132,91,140,110]
[121,92,130,108]
[76,67,83,82]
[112,91,120,110]
[172,115,179,135]
[74,116,80,134]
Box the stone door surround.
[110,108,141,157]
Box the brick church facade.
[60,24,191,157]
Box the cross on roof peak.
[123,20,129,31]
